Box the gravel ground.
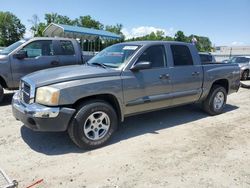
[0,86,250,188]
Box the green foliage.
[174,31,188,42]
[77,15,104,29]
[126,31,174,42]
[192,35,212,52]
[35,23,47,37]
[45,13,73,25]
[0,11,25,46]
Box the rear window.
[171,45,193,66]
[200,54,212,63]
[59,40,75,55]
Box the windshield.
[88,44,140,68]
[228,57,250,64]
[0,40,26,55]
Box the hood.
[23,65,121,87]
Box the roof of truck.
[116,41,194,46]
[28,37,77,41]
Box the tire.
[202,85,227,116]
[0,84,4,103]
[241,70,249,81]
[68,100,118,149]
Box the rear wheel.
[68,101,118,149]
[0,84,4,103]
[241,70,249,81]
[202,85,227,116]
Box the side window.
[239,57,249,63]
[23,40,53,58]
[171,45,193,66]
[207,55,212,62]
[247,58,250,63]
[199,54,207,63]
[59,40,75,55]
[137,45,166,68]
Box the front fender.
[51,76,124,108]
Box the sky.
[1,0,250,46]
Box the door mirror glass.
[13,50,27,59]
[130,61,152,71]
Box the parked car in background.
[199,52,216,64]
[12,41,241,149]
[221,59,229,63]
[0,37,84,102]
[227,56,250,80]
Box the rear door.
[55,40,80,66]
[169,44,203,106]
[122,45,172,115]
[11,40,59,87]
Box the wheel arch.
[0,76,8,89]
[72,94,123,122]
[211,79,229,93]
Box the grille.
[20,81,31,104]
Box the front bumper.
[12,92,75,132]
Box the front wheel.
[0,84,4,103]
[68,101,118,149]
[202,85,227,116]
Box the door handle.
[159,74,170,80]
[192,71,200,76]
[51,61,59,66]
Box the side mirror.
[130,61,152,71]
[13,50,27,59]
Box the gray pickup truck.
[12,41,240,149]
[0,37,83,102]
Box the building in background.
[212,46,250,62]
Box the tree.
[45,13,73,25]
[28,14,40,37]
[0,11,25,46]
[78,15,104,29]
[105,24,124,41]
[35,23,47,37]
[187,35,212,52]
[126,30,173,41]
[105,24,123,35]
[174,31,187,42]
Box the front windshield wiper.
[89,62,107,69]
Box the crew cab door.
[168,44,203,105]
[122,45,172,115]
[55,40,81,66]
[11,40,59,87]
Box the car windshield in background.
[0,40,26,55]
[88,44,140,68]
[228,57,250,64]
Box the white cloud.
[122,26,174,39]
[231,41,245,46]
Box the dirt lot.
[0,86,250,188]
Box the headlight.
[36,86,60,106]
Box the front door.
[122,45,172,116]
[11,40,59,87]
